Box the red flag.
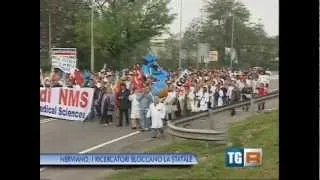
[133,69,144,90]
[71,69,84,87]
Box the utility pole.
[48,9,52,67]
[90,0,95,72]
[230,15,235,70]
[178,0,182,70]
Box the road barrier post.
[250,95,255,114]
[209,110,215,130]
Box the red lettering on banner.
[80,92,89,108]
[59,89,68,106]
[68,90,80,106]
[40,88,51,103]
[59,88,89,108]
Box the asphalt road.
[40,76,278,180]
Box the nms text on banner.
[40,87,94,121]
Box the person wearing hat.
[146,96,166,138]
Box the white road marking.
[79,131,141,154]
[40,118,57,124]
[40,131,141,172]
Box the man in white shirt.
[226,83,234,104]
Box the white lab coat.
[129,93,140,119]
[218,89,224,107]
[210,86,216,106]
[258,75,270,85]
[238,82,245,91]
[187,87,195,112]
[147,103,166,129]
[199,91,210,111]
[194,91,202,112]
[226,86,234,100]
[164,91,178,114]
[252,80,258,94]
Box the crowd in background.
[40,65,271,138]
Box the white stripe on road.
[41,131,141,172]
[40,118,57,124]
[78,131,141,154]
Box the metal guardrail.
[167,90,279,143]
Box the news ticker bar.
[40,153,198,165]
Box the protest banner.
[40,87,94,121]
[175,70,190,87]
[51,48,77,73]
[208,51,218,62]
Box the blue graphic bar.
[40,153,198,165]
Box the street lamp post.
[178,0,182,70]
[90,0,95,72]
[48,9,52,67]
[230,15,235,70]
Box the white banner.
[51,48,77,73]
[208,51,218,62]
[40,87,94,121]
[175,70,190,87]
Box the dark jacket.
[118,89,130,110]
[101,93,115,117]
[231,88,241,103]
[93,87,104,106]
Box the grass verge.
[107,111,279,180]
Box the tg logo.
[225,148,262,167]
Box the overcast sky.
[166,0,279,37]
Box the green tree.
[181,0,278,69]
[72,0,175,70]
[41,0,175,70]
[157,35,180,70]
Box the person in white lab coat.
[128,90,140,129]
[186,86,195,113]
[164,84,177,120]
[226,83,234,104]
[147,96,166,138]
[199,86,210,111]
[218,86,224,107]
[194,87,202,112]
